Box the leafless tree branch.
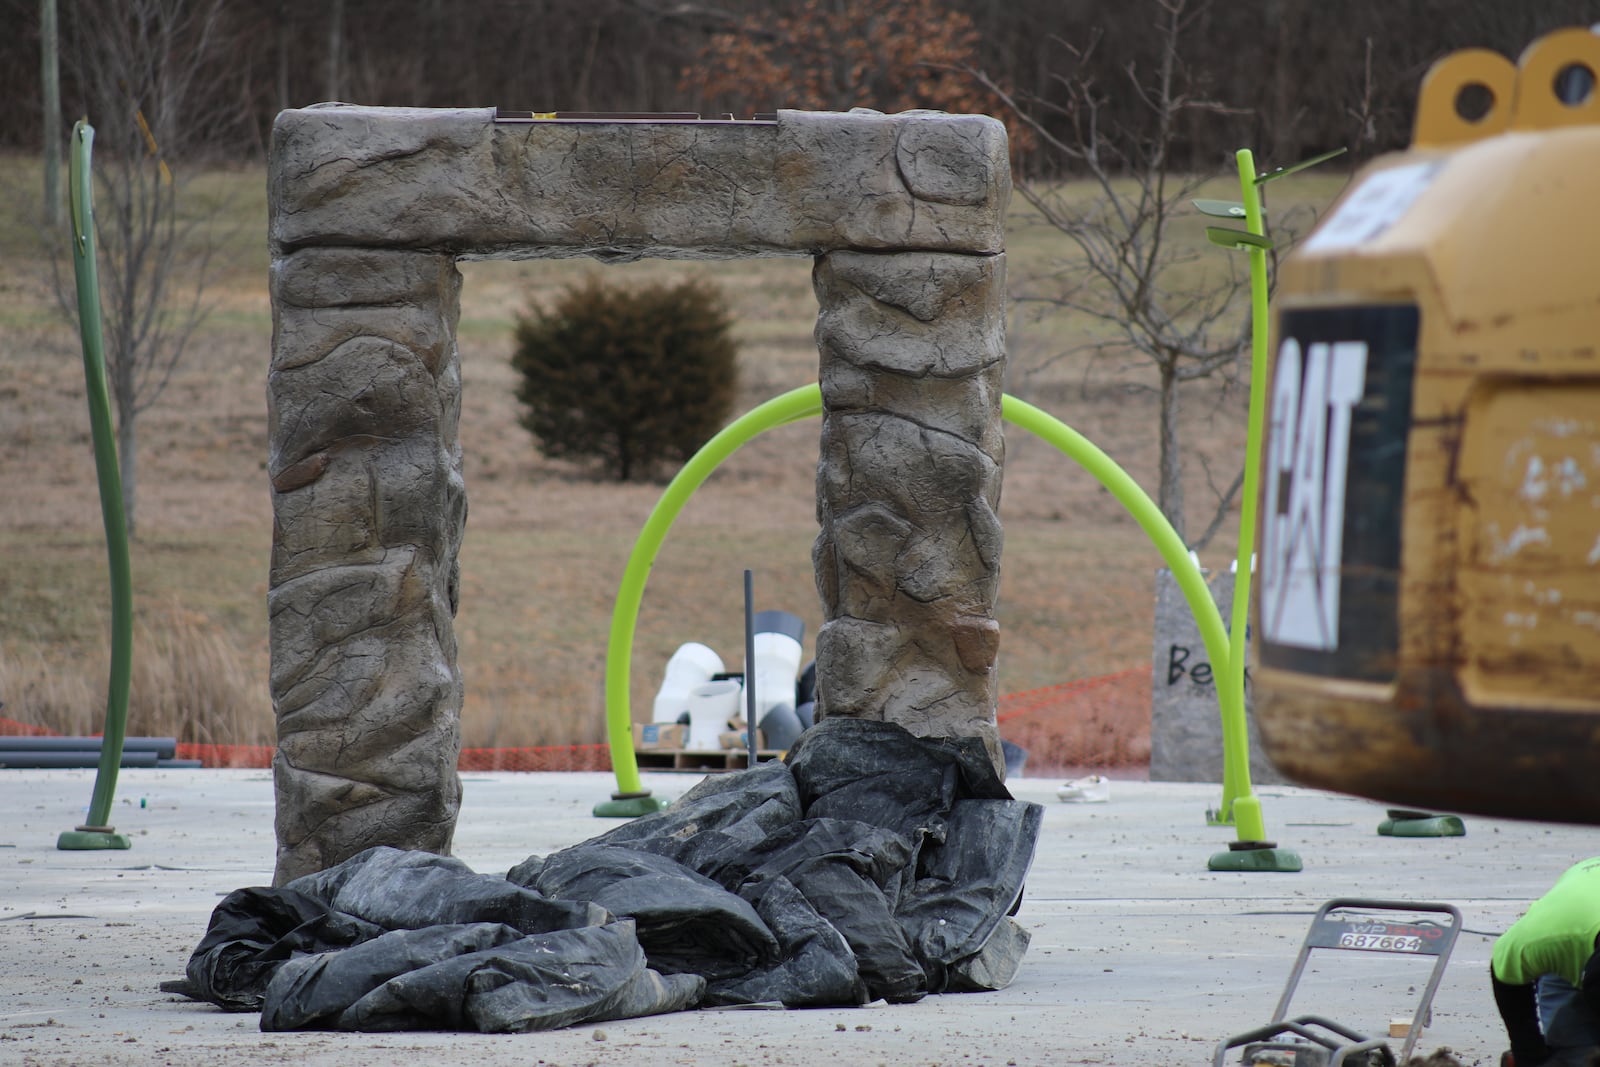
[980,0,1263,546]
[56,0,239,537]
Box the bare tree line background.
[2,0,1594,171]
[7,0,1599,547]
[6,0,1596,545]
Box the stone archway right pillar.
[811,248,1007,769]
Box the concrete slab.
[4,768,1598,1065]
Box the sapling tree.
[977,0,1270,550]
[57,0,240,537]
[511,275,740,483]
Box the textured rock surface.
[266,106,1009,880]
[268,247,466,883]
[811,251,1008,770]
[269,106,1008,258]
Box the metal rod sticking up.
[743,569,757,769]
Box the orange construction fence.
[0,668,1151,776]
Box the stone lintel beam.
[269,106,1008,260]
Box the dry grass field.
[0,152,1347,753]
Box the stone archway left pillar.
[268,247,468,883]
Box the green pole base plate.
[1208,840,1303,872]
[58,826,132,851]
[592,793,671,818]
[1377,809,1465,837]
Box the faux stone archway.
[266,104,1010,884]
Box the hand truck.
[1212,898,1463,1067]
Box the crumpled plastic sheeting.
[783,719,1040,994]
[180,717,1042,1032]
[513,844,779,980]
[575,760,806,882]
[262,919,703,1032]
[186,850,701,1032]
[897,798,1042,992]
[288,846,608,934]
[704,872,864,1007]
[185,886,383,1012]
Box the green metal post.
[58,120,134,852]
[1211,149,1271,841]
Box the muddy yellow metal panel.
[1255,28,1600,823]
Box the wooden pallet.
[633,748,784,772]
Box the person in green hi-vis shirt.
[1492,857,1600,1067]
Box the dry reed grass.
[0,600,273,744]
[1,600,606,750]
[0,646,93,733]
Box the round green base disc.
[1377,813,1465,837]
[1208,843,1303,872]
[58,828,132,850]
[592,795,671,818]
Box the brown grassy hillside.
[0,154,1344,749]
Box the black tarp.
[178,717,1043,1032]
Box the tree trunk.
[1269,0,1299,165]
[40,0,61,227]
[276,0,291,113]
[1157,361,1186,546]
[324,0,344,103]
[573,20,602,112]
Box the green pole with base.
[58,119,134,852]
[1207,149,1275,867]
[1193,146,1344,872]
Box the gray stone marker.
[267,105,1010,883]
[1148,567,1285,785]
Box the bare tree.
[977,0,1259,550]
[59,0,240,537]
[40,0,62,226]
[324,0,344,102]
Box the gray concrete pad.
[4,767,1598,1066]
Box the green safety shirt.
[1492,856,1600,987]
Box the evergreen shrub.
[511,275,739,481]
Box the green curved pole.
[59,119,134,851]
[595,385,823,815]
[1000,394,1241,794]
[598,384,1262,844]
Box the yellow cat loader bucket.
[1255,28,1600,823]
